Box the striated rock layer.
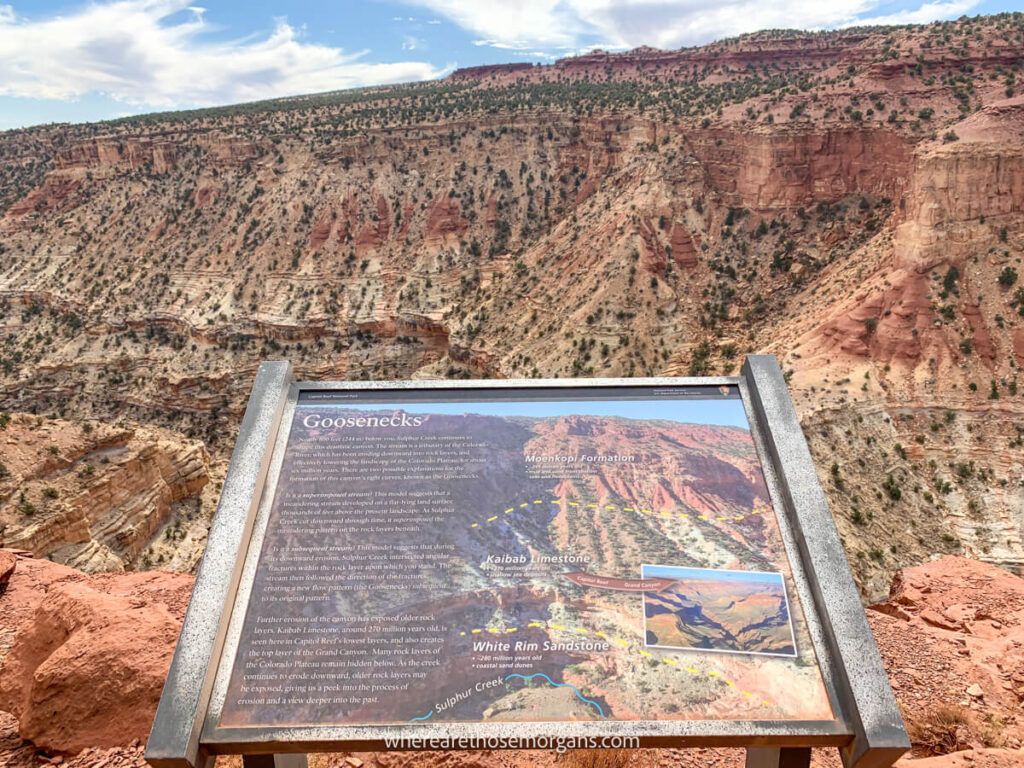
[0,414,210,571]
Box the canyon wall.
[0,14,1021,598]
[0,415,210,571]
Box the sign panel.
[218,384,833,728]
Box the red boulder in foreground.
[0,550,192,753]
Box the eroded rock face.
[0,551,192,753]
[0,414,210,572]
[891,114,1024,302]
[688,127,913,212]
[54,138,179,175]
[759,94,1024,588]
[796,101,1024,375]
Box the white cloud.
[402,34,424,51]
[0,0,445,109]
[512,50,560,61]
[405,1,583,49]
[849,0,976,26]
[404,0,980,52]
[472,38,544,50]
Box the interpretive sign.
[147,358,910,768]
[221,384,829,726]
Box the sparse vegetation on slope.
[0,13,1022,594]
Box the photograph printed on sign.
[641,564,798,658]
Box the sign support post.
[745,747,812,768]
[241,756,308,768]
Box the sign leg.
[745,747,811,768]
[241,756,309,768]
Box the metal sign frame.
[146,356,909,768]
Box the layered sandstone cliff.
[0,414,210,571]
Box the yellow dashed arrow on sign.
[467,497,770,532]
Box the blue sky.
[642,564,784,584]
[1,0,1019,129]
[300,398,751,428]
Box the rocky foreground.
[0,550,1021,767]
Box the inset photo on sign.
[642,564,797,658]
